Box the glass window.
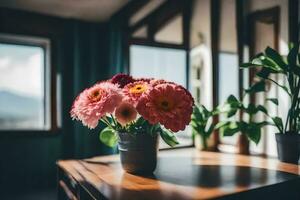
[0,35,51,130]
[130,45,192,147]
[218,52,239,145]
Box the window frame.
[0,33,59,134]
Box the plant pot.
[118,132,158,174]
[194,134,216,151]
[275,133,300,164]
[238,134,250,155]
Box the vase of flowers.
[70,74,194,174]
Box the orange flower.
[123,81,150,106]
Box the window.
[130,45,192,147]
[0,34,52,130]
[130,45,186,86]
[218,52,239,145]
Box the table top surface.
[57,148,300,200]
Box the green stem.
[110,114,117,127]
[101,117,114,130]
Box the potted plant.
[191,105,220,151]
[70,74,194,174]
[241,44,300,164]
[218,92,270,154]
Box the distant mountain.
[0,90,42,118]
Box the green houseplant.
[218,90,270,154]
[241,44,300,163]
[191,105,219,151]
[191,81,270,154]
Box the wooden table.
[57,148,300,200]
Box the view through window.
[0,35,50,130]
[130,45,192,148]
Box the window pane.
[218,52,239,145]
[0,43,46,130]
[130,45,186,86]
[130,45,192,147]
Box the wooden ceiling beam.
[130,0,185,35]
[113,0,150,24]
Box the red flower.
[137,83,194,132]
[110,73,134,88]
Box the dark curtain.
[109,15,128,75]
[68,21,116,158]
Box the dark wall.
[0,8,112,193]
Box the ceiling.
[0,0,130,22]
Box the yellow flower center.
[129,84,147,94]
[89,88,105,102]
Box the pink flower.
[123,81,150,106]
[136,83,194,132]
[110,73,134,88]
[115,102,137,126]
[70,82,123,129]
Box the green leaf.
[256,105,268,115]
[272,117,284,133]
[206,124,215,136]
[245,103,258,115]
[259,56,283,72]
[245,81,266,93]
[160,129,179,147]
[220,122,240,136]
[199,105,211,118]
[266,78,291,96]
[251,57,264,66]
[227,95,239,104]
[265,46,288,71]
[240,62,261,68]
[287,43,299,67]
[99,127,118,147]
[266,98,279,105]
[256,68,272,79]
[256,121,272,127]
[245,124,261,144]
[192,106,203,122]
[227,108,238,118]
[215,121,230,129]
[150,124,160,136]
[135,117,146,126]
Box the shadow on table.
[144,157,299,188]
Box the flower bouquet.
[71,74,194,174]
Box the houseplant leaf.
[266,98,279,105]
[245,123,261,144]
[287,43,299,67]
[160,129,179,147]
[220,122,240,136]
[256,68,272,79]
[245,103,258,114]
[265,46,288,71]
[256,105,268,115]
[245,81,266,93]
[272,117,284,133]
